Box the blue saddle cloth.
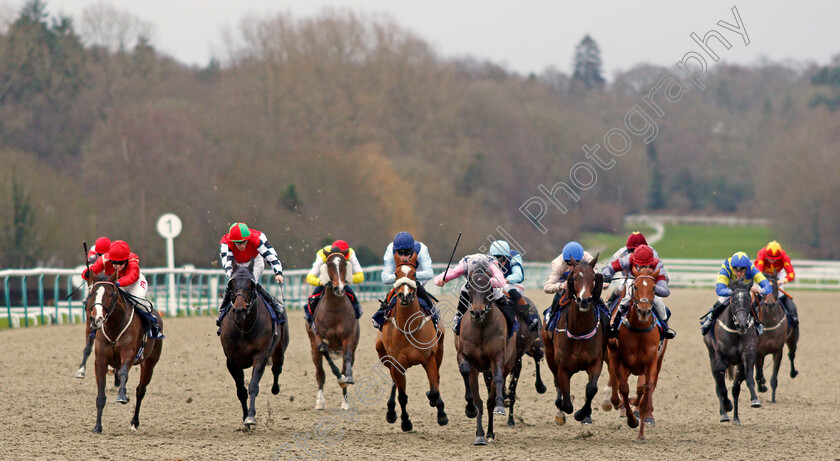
[544,302,611,333]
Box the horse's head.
[567,253,601,312]
[762,271,779,304]
[325,251,348,297]
[393,252,418,306]
[630,266,659,321]
[88,271,121,330]
[729,288,754,335]
[229,260,257,322]
[466,259,494,322]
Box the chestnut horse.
[703,283,766,424]
[542,255,608,426]
[455,259,516,445]
[87,271,163,433]
[605,267,668,441]
[219,260,289,428]
[375,253,448,431]
[755,272,799,403]
[504,295,546,427]
[307,250,360,411]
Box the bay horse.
[755,272,799,403]
[542,255,608,426]
[605,266,668,441]
[219,260,289,428]
[504,295,547,427]
[375,253,448,431]
[454,259,516,445]
[87,271,163,433]
[307,250,360,411]
[703,283,766,424]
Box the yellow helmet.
[765,241,783,260]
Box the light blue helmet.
[730,252,752,269]
[489,240,511,257]
[562,242,585,263]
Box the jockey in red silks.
[604,232,659,308]
[304,240,364,329]
[217,223,286,327]
[87,237,111,265]
[82,240,163,339]
[754,241,799,327]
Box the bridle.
[718,290,754,334]
[230,287,258,334]
[89,281,133,345]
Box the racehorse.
[504,295,547,427]
[87,271,163,433]
[542,255,608,426]
[703,282,766,424]
[307,250,360,411]
[755,272,799,403]
[219,260,289,428]
[375,253,448,431]
[604,266,668,441]
[454,259,516,445]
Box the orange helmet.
[765,241,783,260]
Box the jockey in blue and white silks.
[489,240,539,332]
[372,232,438,330]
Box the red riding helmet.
[228,223,251,243]
[331,240,349,252]
[631,244,655,267]
[94,237,112,254]
[626,232,648,251]
[108,240,131,261]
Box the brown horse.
[375,253,448,431]
[755,272,799,402]
[542,255,608,426]
[87,271,163,433]
[504,295,547,427]
[605,267,668,441]
[76,296,117,386]
[219,260,289,428]
[307,250,360,410]
[455,259,516,445]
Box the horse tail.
[726,364,736,381]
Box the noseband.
[631,275,656,309]
[89,281,120,330]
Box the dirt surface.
[2,289,839,460]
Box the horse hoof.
[244,416,256,427]
[503,398,511,408]
[555,410,566,426]
[116,396,129,404]
[339,375,355,385]
[723,399,733,413]
[751,399,761,408]
[130,424,137,432]
[401,419,413,432]
[644,417,655,426]
[790,369,799,379]
[628,416,639,429]
[92,427,102,434]
[76,369,85,379]
[465,403,478,419]
[636,435,646,443]
[733,418,741,426]
[507,418,515,427]
[535,382,547,394]
[720,414,730,423]
[601,400,612,412]
[386,410,397,424]
[493,405,506,416]
[437,414,449,426]
[581,416,593,425]
[574,410,588,422]
[315,401,325,411]
[474,436,487,446]
[758,384,767,393]
[271,384,280,395]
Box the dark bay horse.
[454,259,516,445]
[504,295,546,427]
[220,260,289,428]
[542,255,608,426]
[703,284,767,424]
[375,254,448,431]
[87,271,163,433]
[605,267,668,441]
[307,250,360,411]
[755,272,799,402]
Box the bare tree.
[79,2,152,53]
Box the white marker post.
[156,213,182,316]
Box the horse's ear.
[567,270,576,296]
[410,252,418,266]
[631,265,640,277]
[227,279,235,290]
[247,259,255,273]
[231,259,238,272]
[108,270,118,283]
[568,256,578,266]
[593,273,604,299]
[652,268,661,279]
[591,252,599,267]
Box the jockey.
[489,240,539,332]
[543,241,607,331]
[372,232,437,330]
[754,241,799,327]
[82,240,163,339]
[434,253,519,336]
[87,237,111,265]
[217,223,285,327]
[699,252,771,335]
[304,240,364,328]
[602,244,675,339]
[604,232,658,309]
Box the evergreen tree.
[810,61,840,112]
[572,35,605,89]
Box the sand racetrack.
[2,289,839,460]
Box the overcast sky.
[26,0,840,77]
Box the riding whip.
[65,242,90,300]
[441,232,462,282]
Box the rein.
[557,299,600,340]
[230,291,259,334]
[90,282,134,346]
[620,275,657,334]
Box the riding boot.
[453,290,470,335]
[495,295,519,337]
[782,296,799,327]
[216,287,233,327]
[611,303,628,338]
[652,300,676,339]
[606,290,620,312]
[256,283,285,323]
[509,290,539,332]
[372,297,390,330]
[750,303,764,336]
[417,284,437,315]
[700,301,727,335]
[345,285,363,319]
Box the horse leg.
[744,349,761,410]
[226,360,249,422]
[787,327,799,378]
[339,339,355,386]
[484,373,496,442]
[311,349,326,410]
[115,357,133,404]
[271,347,284,396]
[386,384,397,424]
[422,356,448,426]
[319,346,344,382]
[458,355,477,418]
[633,375,646,409]
[244,356,269,427]
[506,358,522,427]
[393,368,412,432]
[93,356,107,433]
[472,369,486,446]
[770,349,783,403]
[731,366,743,426]
[130,356,157,431]
[77,333,94,378]
[533,354,547,394]
[637,366,657,442]
[755,352,768,393]
[574,360,601,425]
[554,368,573,426]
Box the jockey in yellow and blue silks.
[372,232,438,330]
[700,252,771,335]
[304,240,364,328]
[489,240,539,332]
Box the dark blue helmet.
[393,232,415,251]
[730,252,752,269]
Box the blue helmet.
[562,241,584,263]
[489,240,511,257]
[730,252,752,269]
[393,232,415,251]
